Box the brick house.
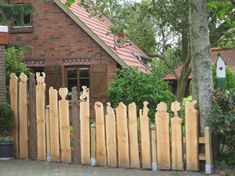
[163,47,235,95]
[9,0,149,104]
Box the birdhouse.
[216,54,226,89]
[216,54,226,78]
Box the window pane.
[67,70,78,99]
[68,70,77,79]
[24,14,32,26]
[79,68,89,78]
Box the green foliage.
[210,89,235,166]
[211,64,235,90]
[108,68,175,120]
[0,103,14,136]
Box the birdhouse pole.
[216,54,226,90]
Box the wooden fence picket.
[95,102,107,166]
[71,87,80,164]
[128,102,140,168]
[185,100,199,171]
[9,73,19,158]
[49,87,60,162]
[28,73,37,160]
[36,72,46,160]
[19,73,28,159]
[205,127,213,174]
[80,86,90,164]
[59,88,71,163]
[171,101,183,170]
[105,103,117,167]
[139,101,151,169]
[116,102,129,167]
[151,127,157,171]
[155,102,171,170]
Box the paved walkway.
[0,159,224,176]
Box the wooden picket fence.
[9,72,213,174]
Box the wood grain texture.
[185,100,199,171]
[71,87,80,164]
[45,106,50,161]
[80,86,90,164]
[19,73,28,159]
[36,72,46,160]
[116,102,129,168]
[155,102,171,170]
[49,87,60,162]
[90,124,96,166]
[128,102,140,168]
[171,101,183,170]
[95,102,107,166]
[59,88,71,163]
[9,73,19,158]
[151,127,157,171]
[28,73,37,160]
[105,103,117,167]
[139,101,151,169]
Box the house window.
[67,67,89,98]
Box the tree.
[189,0,213,132]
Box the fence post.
[45,106,51,162]
[59,88,71,163]
[185,100,199,171]
[105,103,117,167]
[171,101,183,170]
[128,102,140,168]
[28,73,37,160]
[71,87,80,164]
[116,102,129,167]
[155,102,171,170]
[80,86,90,165]
[140,101,151,169]
[49,87,60,162]
[36,72,46,160]
[19,73,28,159]
[95,102,107,166]
[205,127,213,174]
[9,73,19,158]
[90,124,96,167]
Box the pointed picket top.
[19,72,27,83]
[36,72,45,85]
[59,88,68,100]
[171,101,181,117]
[117,101,126,110]
[106,102,115,117]
[10,73,18,80]
[156,102,167,112]
[80,86,89,101]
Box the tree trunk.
[189,0,213,133]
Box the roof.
[54,0,149,72]
[163,47,235,80]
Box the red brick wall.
[0,45,6,102]
[9,0,118,102]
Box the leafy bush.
[210,89,235,166]
[108,68,175,120]
[0,103,14,136]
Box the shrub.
[210,89,235,166]
[108,68,175,120]
[0,103,14,136]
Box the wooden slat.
[139,101,151,169]
[151,127,157,171]
[105,103,117,167]
[95,102,107,166]
[28,73,37,160]
[90,124,96,166]
[185,100,199,171]
[116,102,129,167]
[49,87,60,162]
[80,86,90,164]
[45,106,50,161]
[155,102,171,170]
[183,137,204,144]
[71,87,81,164]
[128,102,140,168]
[59,88,71,163]
[36,72,46,160]
[10,73,19,158]
[205,127,213,174]
[171,101,183,170]
[19,73,28,159]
